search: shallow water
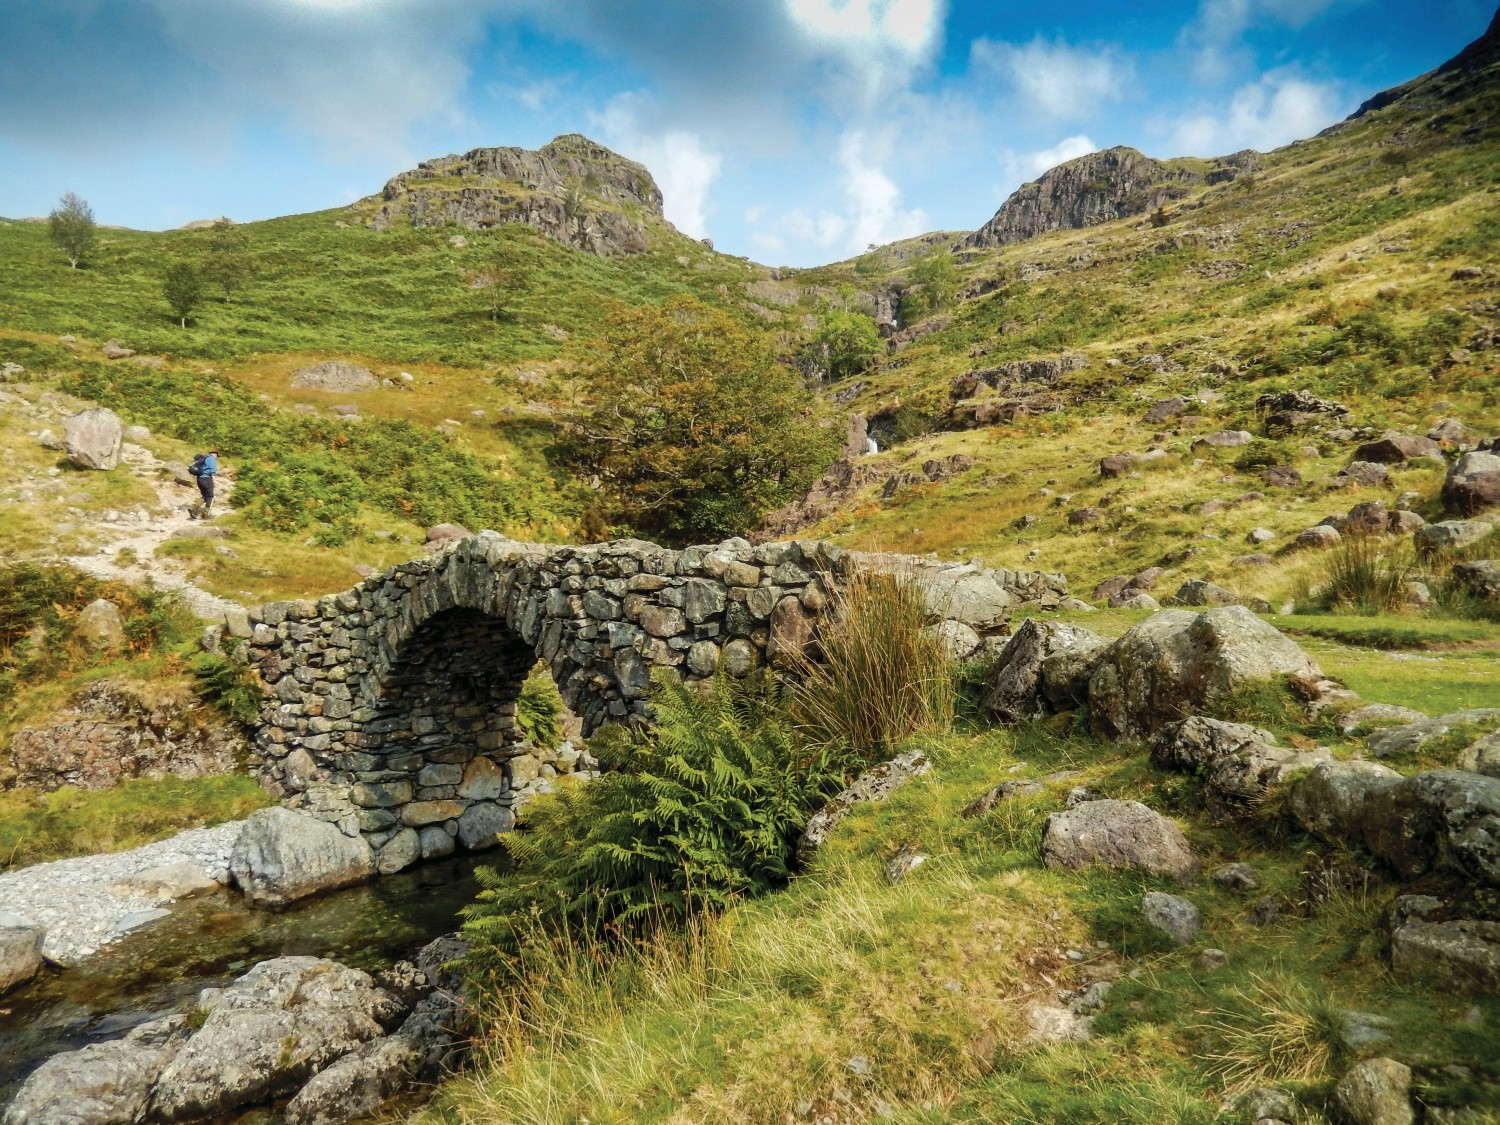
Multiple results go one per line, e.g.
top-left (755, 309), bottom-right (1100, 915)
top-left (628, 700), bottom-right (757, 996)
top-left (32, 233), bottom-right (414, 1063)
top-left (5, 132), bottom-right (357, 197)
top-left (0, 853), bottom-right (492, 1104)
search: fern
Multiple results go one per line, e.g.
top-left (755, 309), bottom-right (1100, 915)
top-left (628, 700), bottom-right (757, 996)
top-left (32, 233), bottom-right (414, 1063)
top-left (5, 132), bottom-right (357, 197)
top-left (463, 669), bottom-right (843, 969)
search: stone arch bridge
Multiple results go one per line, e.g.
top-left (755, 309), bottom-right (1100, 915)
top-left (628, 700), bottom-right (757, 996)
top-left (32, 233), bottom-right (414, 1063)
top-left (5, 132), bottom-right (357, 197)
top-left (231, 533), bottom-right (1066, 874)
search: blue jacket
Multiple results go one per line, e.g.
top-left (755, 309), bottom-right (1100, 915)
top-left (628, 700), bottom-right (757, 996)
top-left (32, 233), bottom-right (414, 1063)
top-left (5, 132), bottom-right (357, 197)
top-left (198, 453), bottom-right (218, 477)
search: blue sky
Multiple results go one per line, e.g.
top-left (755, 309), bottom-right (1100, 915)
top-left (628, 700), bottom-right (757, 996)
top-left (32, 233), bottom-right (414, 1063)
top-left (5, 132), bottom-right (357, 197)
top-left (0, 0), bottom-right (1490, 266)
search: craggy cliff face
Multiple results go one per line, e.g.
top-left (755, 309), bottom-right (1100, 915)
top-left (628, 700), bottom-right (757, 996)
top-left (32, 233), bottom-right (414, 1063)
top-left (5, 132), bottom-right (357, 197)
top-left (361, 133), bottom-right (666, 255)
top-left (964, 145), bottom-right (1260, 249)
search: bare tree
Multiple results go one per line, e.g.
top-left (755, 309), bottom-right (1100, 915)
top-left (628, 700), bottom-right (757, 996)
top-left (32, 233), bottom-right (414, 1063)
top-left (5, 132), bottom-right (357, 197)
top-left (48, 192), bottom-right (96, 269)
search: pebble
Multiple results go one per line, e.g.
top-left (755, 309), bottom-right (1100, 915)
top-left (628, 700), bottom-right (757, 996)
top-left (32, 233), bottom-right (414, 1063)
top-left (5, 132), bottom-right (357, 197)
top-left (0, 821), bottom-right (244, 965)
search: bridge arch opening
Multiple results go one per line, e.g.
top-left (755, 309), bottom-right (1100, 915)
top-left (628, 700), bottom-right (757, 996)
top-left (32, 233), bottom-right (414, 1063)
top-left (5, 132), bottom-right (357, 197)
top-left (352, 607), bottom-right (576, 873)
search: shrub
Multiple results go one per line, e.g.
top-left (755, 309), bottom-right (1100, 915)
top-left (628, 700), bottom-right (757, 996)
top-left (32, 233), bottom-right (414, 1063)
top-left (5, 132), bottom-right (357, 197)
top-left (463, 670), bottom-right (843, 964)
top-left (234, 449), bottom-right (365, 545)
top-left (786, 569), bottom-right (952, 759)
top-left (188, 648), bottom-right (263, 726)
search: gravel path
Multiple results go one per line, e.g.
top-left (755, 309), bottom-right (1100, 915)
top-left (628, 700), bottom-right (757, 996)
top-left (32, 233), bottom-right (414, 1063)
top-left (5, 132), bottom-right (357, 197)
top-left (59, 440), bottom-right (244, 621)
top-left (0, 821), bottom-right (245, 966)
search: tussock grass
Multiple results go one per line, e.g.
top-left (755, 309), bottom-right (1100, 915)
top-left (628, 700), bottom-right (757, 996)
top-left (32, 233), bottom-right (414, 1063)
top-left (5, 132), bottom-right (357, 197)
top-left (1319, 533), bottom-right (1417, 615)
top-left (1196, 972), bottom-right (1344, 1093)
top-left (787, 569), bottom-right (953, 758)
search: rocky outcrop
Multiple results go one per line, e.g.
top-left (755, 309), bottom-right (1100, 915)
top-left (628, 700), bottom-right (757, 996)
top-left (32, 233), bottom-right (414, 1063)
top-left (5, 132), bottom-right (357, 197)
top-left (797, 750), bottom-right (930, 866)
top-left (1389, 895), bottom-right (1500, 992)
top-left (1152, 716), bottom-right (1328, 817)
top-left (1040, 799), bottom-right (1199, 884)
top-left (1086, 606), bottom-right (1324, 741)
top-left (288, 361), bottom-right (379, 392)
top-left (980, 619), bottom-right (1108, 722)
top-left (63, 407), bottom-right (123, 470)
top-left (229, 807), bottom-right (377, 907)
top-left (362, 134), bottom-right (666, 256)
top-left (1333, 1057), bottom-right (1415, 1125)
top-left (964, 147), bottom-right (1255, 249)
top-left (8, 678), bottom-right (247, 792)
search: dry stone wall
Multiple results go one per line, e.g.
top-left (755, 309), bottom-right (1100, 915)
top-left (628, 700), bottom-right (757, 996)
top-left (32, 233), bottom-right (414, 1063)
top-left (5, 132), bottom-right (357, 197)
top-left (231, 532), bottom-right (1065, 874)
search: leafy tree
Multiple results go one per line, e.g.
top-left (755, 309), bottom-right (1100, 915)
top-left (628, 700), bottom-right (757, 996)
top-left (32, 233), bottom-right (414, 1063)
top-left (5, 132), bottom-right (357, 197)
top-left (48, 192), bottom-right (97, 269)
top-left (162, 260), bottom-right (203, 328)
top-left (899, 246), bottom-right (958, 322)
top-left (562, 296), bottom-right (837, 544)
top-left (807, 309), bottom-right (882, 381)
top-left (200, 219), bottom-right (251, 300)
top-left (465, 264), bottom-right (522, 323)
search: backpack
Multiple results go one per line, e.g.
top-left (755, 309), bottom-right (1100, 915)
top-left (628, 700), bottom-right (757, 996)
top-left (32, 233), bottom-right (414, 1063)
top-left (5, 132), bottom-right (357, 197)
top-left (189, 454), bottom-right (207, 477)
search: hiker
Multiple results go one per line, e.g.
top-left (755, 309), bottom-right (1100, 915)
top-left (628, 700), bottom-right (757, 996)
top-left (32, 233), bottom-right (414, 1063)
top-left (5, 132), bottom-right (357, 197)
top-left (189, 449), bottom-right (219, 518)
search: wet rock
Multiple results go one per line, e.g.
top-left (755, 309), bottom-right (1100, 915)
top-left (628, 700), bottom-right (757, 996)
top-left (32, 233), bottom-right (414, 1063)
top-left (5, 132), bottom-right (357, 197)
top-left (0, 912), bottom-right (44, 995)
top-left (1141, 891), bottom-right (1201, 944)
top-left (1333, 1057), bottom-right (1414, 1125)
top-left (1040, 799), bottom-right (1199, 884)
top-left (148, 956), bottom-right (403, 1121)
top-left (63, 407), bottom-right (124, 470)
top-left (2, 1024), bottom-right (179, 1125)
top-left (229, 808), bottom-right (376, 907)
top-left (108, 861), bottom-right (220, 904)
top-left (798, 751), bottom-right (930, 866)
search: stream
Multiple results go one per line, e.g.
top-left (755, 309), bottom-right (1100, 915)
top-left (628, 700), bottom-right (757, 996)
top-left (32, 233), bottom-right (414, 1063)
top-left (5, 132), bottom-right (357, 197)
top-left (0, 853), bottom-right (492, 1108)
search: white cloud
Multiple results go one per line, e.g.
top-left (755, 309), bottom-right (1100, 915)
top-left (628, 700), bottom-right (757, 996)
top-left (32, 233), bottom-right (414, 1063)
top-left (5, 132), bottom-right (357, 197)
top-left (970, 37), bottom-right (1132, 121)
top-left (1179, 0), bottom-right (1362, 83)
top-left (837, 131), bottom-right (926, 250)
top-left (1170, 68), bottom-right (1342, 153)
top-left (784, 0), bottom-right (946, 106)
top-left (1016, 135), bottom-right (1098, 179)
top-left (596, 95), bottom-right (722, 238)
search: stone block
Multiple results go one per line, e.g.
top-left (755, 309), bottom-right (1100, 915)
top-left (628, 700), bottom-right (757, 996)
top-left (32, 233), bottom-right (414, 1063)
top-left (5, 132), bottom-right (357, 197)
top-left (351, 780), bottom-right (413, 808)
top-left (458, 802), bottom-right (516, 849)
top-left (416, 762), bottom-right (463, 787)
top-left (419, 826), bottom-right (456, 860)
top-left (457, 757), bottom-right (507, 800)
top-left (400, 800), bottom-right (467, 827)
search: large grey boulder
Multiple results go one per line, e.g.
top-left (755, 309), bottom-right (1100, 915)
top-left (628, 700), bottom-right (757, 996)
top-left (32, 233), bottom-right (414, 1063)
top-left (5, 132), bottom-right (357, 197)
top-left (1390, 902), bottom-right (1500, 992)
top-left (1165, 579), bottom-right (1240, 607)
top-left (1362, 770), bottom-right (1500, 883)
top-left (1040, 799), bottom-right (1199, 884)
top-left (1289, 760), bottom-right (1402, 846)
top-left (0, 912), bottom-right (45, 995)
top-left (980, 619), bottom-right (1108, 722)
top-left (1442, 450), bottom-right (1500, 517)
top-left (1458, 731), bottom-right (1500, 777)
top-left (2, 1018), bottom-right (182, 1125)
top-left (1150, 716), bottom-right (1278, 772)
top-left (149, 956), bottom-right (403, 1121)
top-left (1201, 743), bottom-right (1331, 818)
top-left (1086, 607), bottom-right (1324, 742)
top-left (282, 1035), bottom-right (422, 1125)
top-left (797, 750), bottom-right (930, 867)
top-left (63, 407), bottom-right (123, 470)
top-left (288, 360), bottom-right (380, 392)
top-left (917, 567), bottom-right (1015, 629)
top-left (229, 808), bottom-right (376, 907)
top-left (1333, 1057), bottom-right (1414, 1125)
top-left (74, 598), bottom-right (126, 651)
top-left (1415, 519), bottom-right (1495, 555)
top-left (1366, 709), bottom-right (1500, 759)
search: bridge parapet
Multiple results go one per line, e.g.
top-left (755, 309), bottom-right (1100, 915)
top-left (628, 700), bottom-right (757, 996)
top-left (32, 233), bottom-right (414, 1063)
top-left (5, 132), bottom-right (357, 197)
top-left (232, 532), bottom-right (1065, 874)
